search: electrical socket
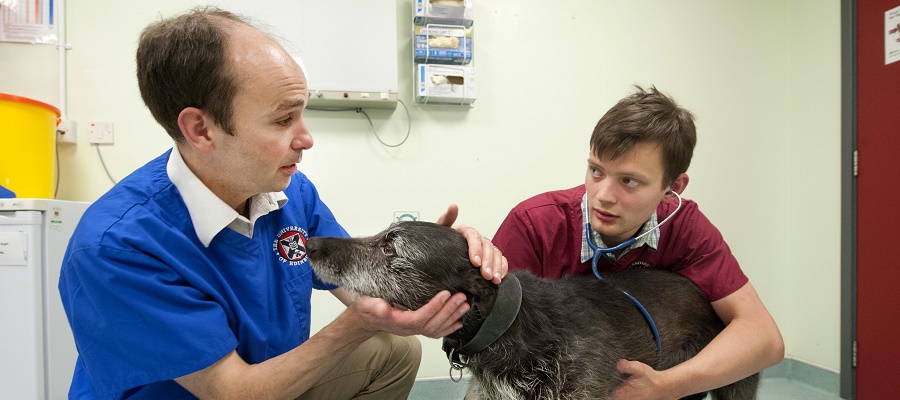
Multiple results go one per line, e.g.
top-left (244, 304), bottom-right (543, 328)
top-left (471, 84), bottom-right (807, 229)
top-left (57, 119), bottom-right (78, 144)
top-left (88, 121), bottom-right (115, 144)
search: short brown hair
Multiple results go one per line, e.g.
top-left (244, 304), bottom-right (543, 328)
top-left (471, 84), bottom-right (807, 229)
top-left (590, 86), bottom-right (697, 187)
top-left (136, 6), bottom-right (247, 142)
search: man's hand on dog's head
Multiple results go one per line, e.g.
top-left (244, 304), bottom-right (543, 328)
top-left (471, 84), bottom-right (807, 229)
top-left (436, 203), bottom-right (509, 284)
top-left (436, 203), bottom-right (460, 227)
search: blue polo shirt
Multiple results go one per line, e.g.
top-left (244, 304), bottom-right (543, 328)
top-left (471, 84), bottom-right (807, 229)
top-left (58, 149), bottom-right (344, 398)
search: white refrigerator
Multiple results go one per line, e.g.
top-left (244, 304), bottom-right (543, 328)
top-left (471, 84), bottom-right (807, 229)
top-left (0, 199), bottom-right (89, 399)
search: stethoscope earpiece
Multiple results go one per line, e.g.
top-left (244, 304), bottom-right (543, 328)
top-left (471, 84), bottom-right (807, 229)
top-left (586, 189), bottom-right (683, 275)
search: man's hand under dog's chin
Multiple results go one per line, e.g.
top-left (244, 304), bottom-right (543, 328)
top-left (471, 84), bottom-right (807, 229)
top-left (348, 291), bottom-right (470, 339)
top-left (436, 203), bottom-right (509, 284)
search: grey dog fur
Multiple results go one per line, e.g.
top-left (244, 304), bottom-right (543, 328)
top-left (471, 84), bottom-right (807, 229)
top-left (306, 221), bottom-right (759, 400)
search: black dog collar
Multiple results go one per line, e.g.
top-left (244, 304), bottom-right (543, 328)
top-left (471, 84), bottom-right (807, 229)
top-left (443, 273), bottom-right (522, 371)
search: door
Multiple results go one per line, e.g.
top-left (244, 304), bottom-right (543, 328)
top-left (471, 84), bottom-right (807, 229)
top-left (855, 0), bottom-right (900, 398)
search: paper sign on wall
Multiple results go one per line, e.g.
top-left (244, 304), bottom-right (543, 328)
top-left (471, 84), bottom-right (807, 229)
top-left (887, 4), bottom-right (900, 65)
top-left (0, 0), bottom-right (59, 44)
top-left (0, 232), bottom-right (27, 266)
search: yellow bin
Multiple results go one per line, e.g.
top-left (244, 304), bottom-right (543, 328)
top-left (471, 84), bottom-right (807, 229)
top-left (0, 93), bottom-right (60, 198)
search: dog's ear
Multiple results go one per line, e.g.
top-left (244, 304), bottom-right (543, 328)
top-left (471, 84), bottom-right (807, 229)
top-left (389, 222), bottom-right (500, 311)
top-left (411, 222), bottom-right (494, 285)
top-left (462, 267), bottom-right (499, 303)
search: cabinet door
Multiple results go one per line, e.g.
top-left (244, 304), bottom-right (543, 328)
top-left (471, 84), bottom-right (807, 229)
top-left (0, 211), bottom-right (45, 399)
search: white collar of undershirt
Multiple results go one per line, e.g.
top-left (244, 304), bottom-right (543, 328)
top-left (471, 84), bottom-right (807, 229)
top-left (166, 146), bottom-right (288, 247)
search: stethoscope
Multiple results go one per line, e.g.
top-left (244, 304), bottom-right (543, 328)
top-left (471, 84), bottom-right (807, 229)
top-left (585, 188), bottom-right (682, 363)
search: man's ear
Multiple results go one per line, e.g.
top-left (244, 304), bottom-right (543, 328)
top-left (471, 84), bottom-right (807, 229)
top-left (177, 107), bottom-right (214, 152)
top-left (664, 173), bottom-right (689, 203)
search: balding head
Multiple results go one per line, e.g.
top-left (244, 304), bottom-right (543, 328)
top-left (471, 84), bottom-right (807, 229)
top-left (136, 6), bottom-right (255, 142)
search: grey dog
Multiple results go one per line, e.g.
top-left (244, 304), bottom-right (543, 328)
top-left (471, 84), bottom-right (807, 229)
top-left (306, 221), bottom-right (759, 400)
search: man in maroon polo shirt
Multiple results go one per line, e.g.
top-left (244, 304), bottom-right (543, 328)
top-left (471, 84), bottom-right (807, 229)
top-left (493, 86), bottom-right (784, 400)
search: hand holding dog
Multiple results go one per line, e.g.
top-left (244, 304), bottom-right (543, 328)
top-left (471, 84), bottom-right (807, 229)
top-left (437, 203), bottom-right (509, 284)
top-left (347, 291), bottom-right (470, 338)
top-left (613, 359), bottom-right (679, 400)
top-left (342, 203), bottom-right (506, 339)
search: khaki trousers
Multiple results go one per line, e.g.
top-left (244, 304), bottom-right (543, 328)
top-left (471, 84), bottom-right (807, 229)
top-left (295, 333), bottom-right (421, 400)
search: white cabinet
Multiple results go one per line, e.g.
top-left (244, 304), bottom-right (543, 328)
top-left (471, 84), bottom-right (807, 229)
top-left (0, 199), bottom-right (89, 399)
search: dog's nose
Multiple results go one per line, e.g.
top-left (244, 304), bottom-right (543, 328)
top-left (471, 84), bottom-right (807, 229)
top-left (306, 238), bottom-right (320, 256)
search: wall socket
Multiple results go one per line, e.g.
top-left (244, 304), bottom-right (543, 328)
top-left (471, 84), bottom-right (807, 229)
top-left (57, 119), bottom-right (77, 144)
top-left (88, 121), bottom-right (115, 144)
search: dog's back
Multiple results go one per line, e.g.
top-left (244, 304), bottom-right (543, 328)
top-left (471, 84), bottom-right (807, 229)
top-left (456, 268), bottom-right (741, 399)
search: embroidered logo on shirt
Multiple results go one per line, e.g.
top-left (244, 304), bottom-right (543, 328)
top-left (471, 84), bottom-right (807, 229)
top-left (274, 226), bottom-right (309, 266)
top-left (628, 261), bottom-right (652, 269)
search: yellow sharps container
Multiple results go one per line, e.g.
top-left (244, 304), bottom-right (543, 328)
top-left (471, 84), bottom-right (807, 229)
top-left (0, 93), bottom-right (61, 198)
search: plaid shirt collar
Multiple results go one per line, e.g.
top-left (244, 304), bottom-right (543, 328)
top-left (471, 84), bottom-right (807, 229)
top-left (580, 192), bottom-right (659, 263)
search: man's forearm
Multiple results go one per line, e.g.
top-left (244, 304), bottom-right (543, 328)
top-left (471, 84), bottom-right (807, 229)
top-left (661, 305), bottom-right (784, 397)
top-left (176, 309), bottom-right (375, 400)
top-left (663, 283), bottom-right (784, 397)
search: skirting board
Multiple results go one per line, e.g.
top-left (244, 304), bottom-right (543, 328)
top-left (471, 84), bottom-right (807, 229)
top-left (762, 357), bottom-right (841, 395)
top-left (409, 357), bottom-right (841, 399)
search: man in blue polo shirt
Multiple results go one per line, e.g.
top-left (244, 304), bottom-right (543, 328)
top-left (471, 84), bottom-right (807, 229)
top-left (58, 7), bottom-right (507, 399)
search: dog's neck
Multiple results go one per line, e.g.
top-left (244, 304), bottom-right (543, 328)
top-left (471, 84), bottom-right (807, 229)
top-left (443, 273), bottom-right (522, 363)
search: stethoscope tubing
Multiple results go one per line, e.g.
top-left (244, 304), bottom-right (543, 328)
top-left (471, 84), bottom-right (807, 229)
top-left (586, 189), bottom-right (683, 277)
top-left (585, 189), bottom-right (683, 364)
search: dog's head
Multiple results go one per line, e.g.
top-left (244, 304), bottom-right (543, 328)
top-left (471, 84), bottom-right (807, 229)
top-left (306, 221), bottom-right (494, 311)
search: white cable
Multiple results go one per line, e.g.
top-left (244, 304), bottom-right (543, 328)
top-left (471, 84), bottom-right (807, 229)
top-left (358, 99), bottom-right (411, 148)
top-left (307, 99), bottom-right (411, 148)
top-left (54, 130), bottom-right (60, 197)
top-left (94, 144), bottom-right (118, 185)
top-left (55, 0), bottom-right (67, 198)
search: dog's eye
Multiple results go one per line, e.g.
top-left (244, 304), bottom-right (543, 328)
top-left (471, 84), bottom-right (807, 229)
top-left (381, 243), bottom-right (395, 256)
